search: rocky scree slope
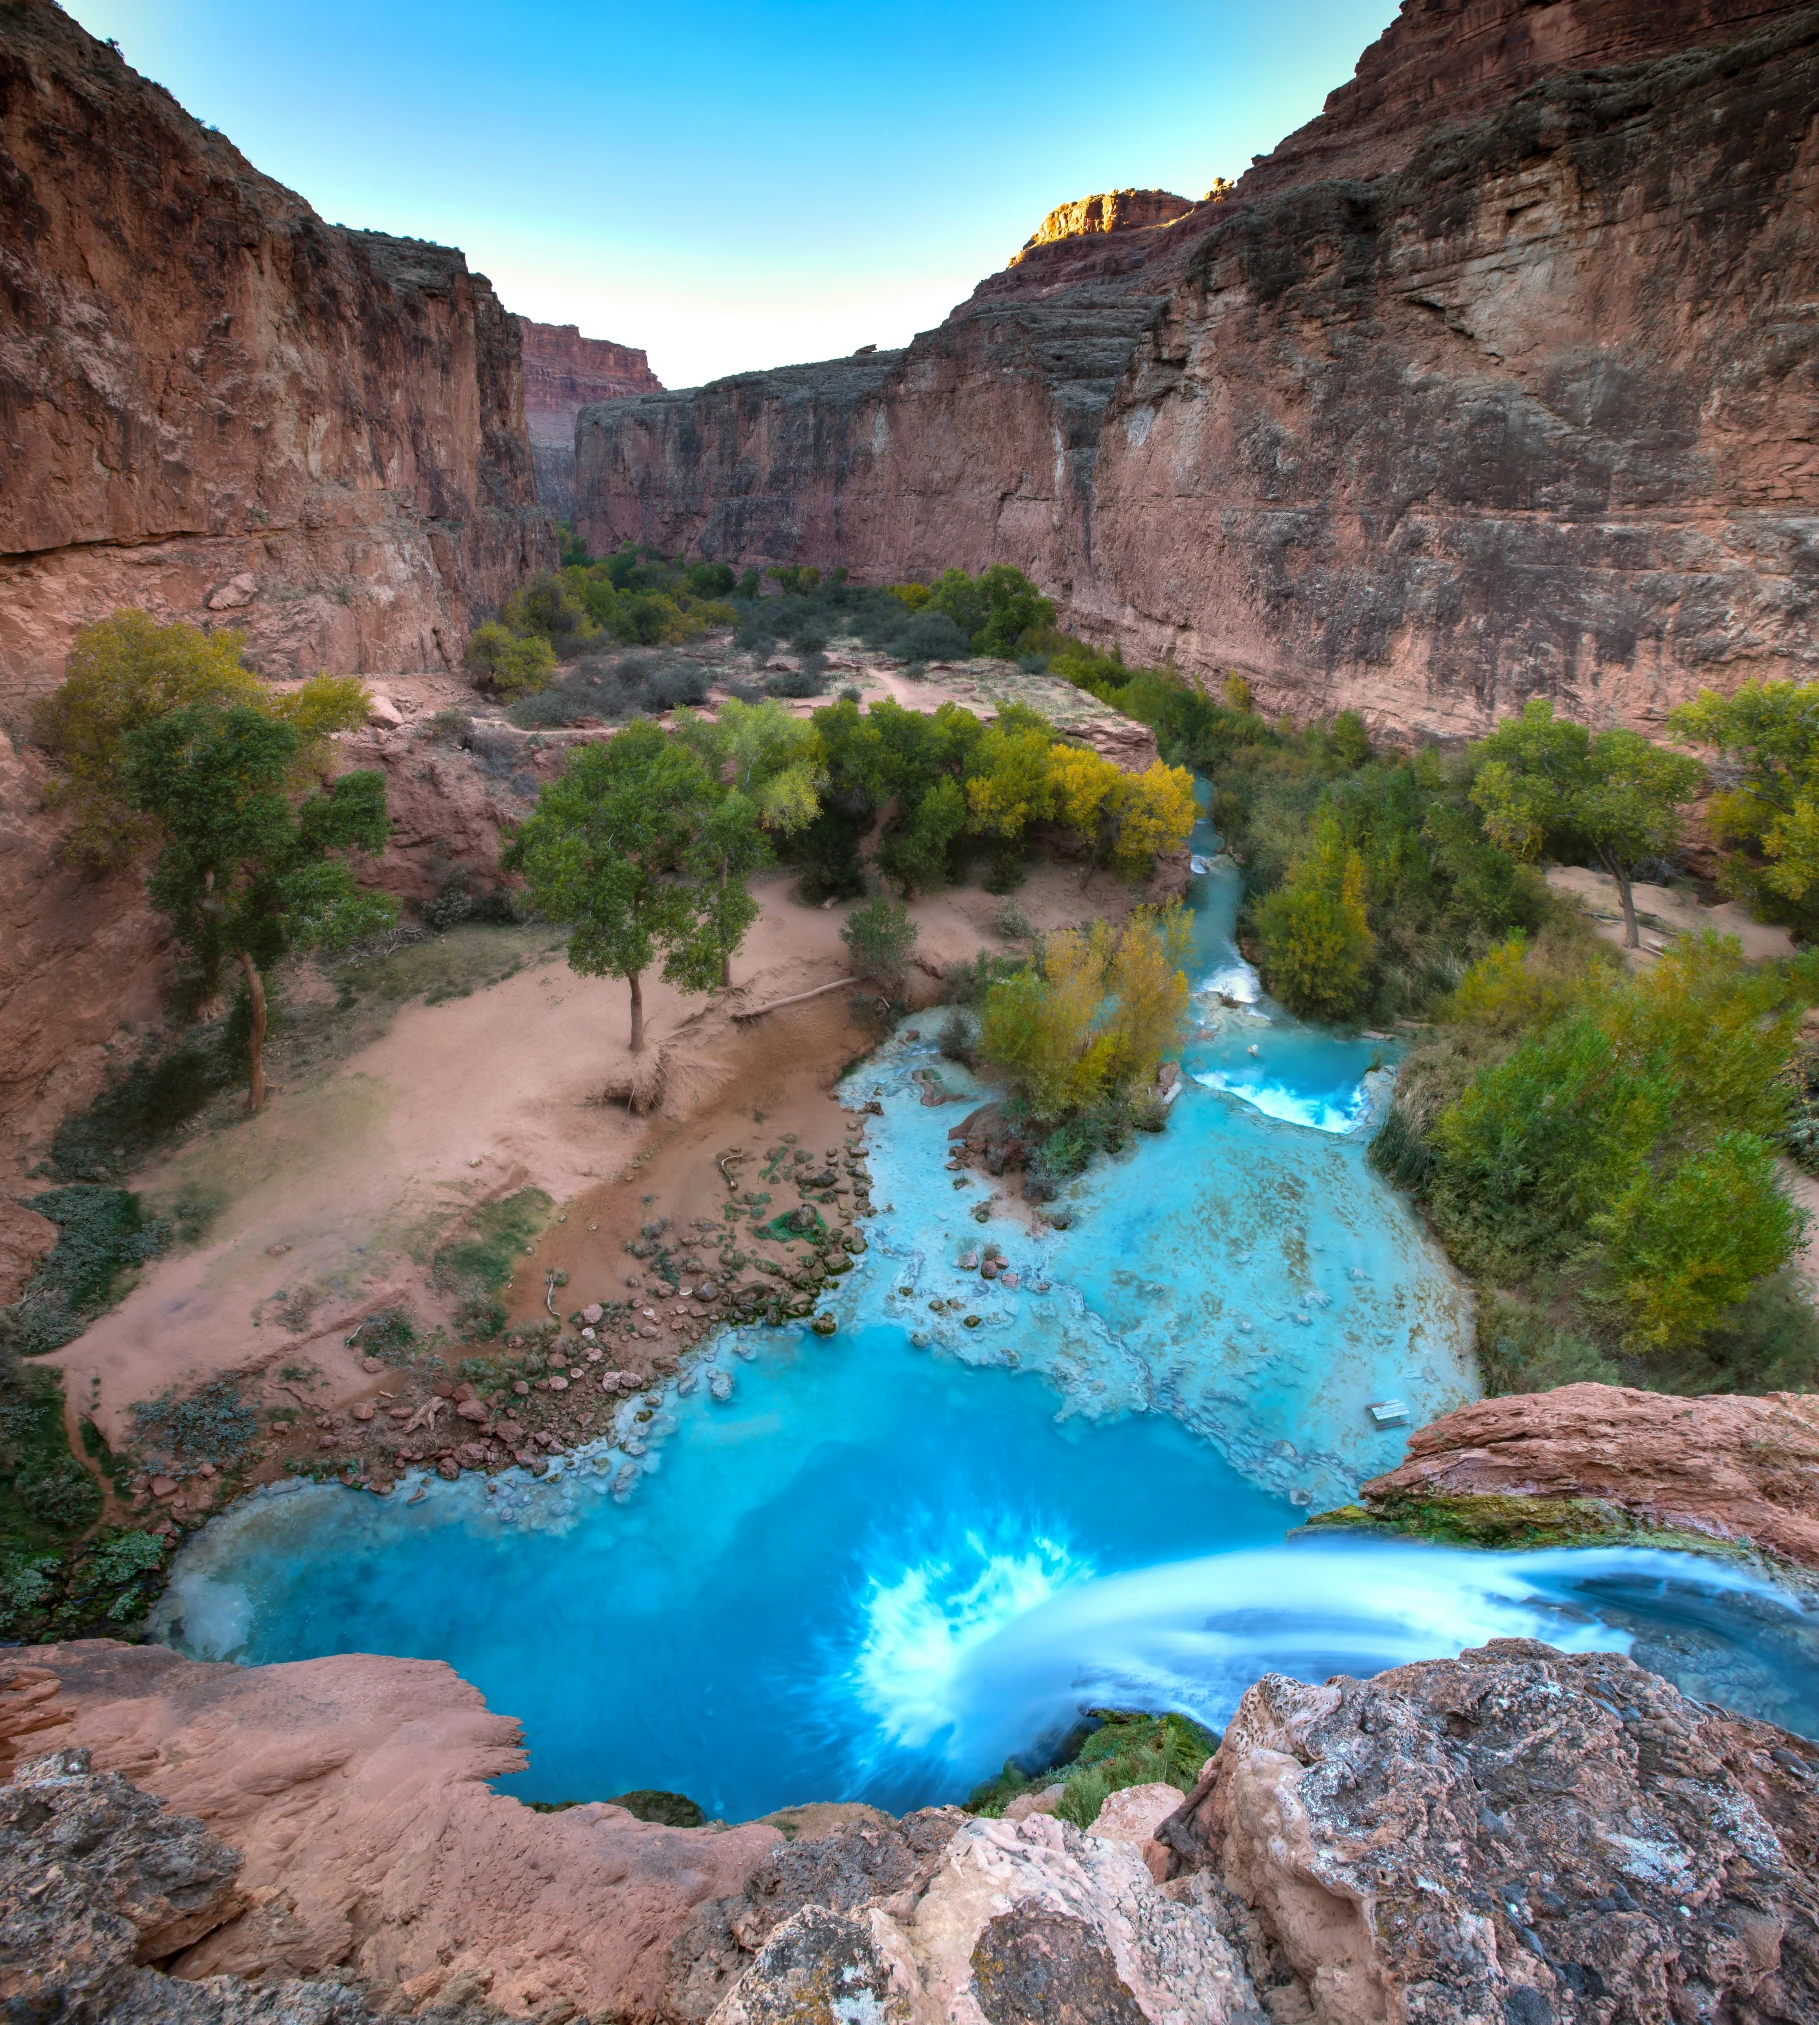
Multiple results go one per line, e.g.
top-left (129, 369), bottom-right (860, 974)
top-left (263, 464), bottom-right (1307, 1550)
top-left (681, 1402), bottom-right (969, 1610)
top-left (0, 0), bottom-right (552, 695)
top-left (12, 1638), bottom-right (1819, 2023)
top-left (574, 0), bottom-right (1819, 740)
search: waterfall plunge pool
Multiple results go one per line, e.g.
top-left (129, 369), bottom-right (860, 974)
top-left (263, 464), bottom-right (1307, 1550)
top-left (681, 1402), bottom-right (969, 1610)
top-left (153, 792), bottom-right (1819, 1817)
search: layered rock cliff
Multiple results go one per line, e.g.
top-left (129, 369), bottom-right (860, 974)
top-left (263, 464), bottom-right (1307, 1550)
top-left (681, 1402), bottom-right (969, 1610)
top-left (575, 0), bottom-right (1819, 740)
top-left (516, 318), bottom-right (662, 444)
top-left (1353, 1382), bottom-right (1819, 1569)
top-left (516, 317), bottom-right (663, 518)
top-left (0, 0), bottom-right (552, 697)
top-left (0, 0), bottom-right (554, 1174)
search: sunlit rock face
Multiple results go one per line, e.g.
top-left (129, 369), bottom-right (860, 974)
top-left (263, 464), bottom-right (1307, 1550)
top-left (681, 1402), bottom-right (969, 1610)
top-left (574, 0), bottom-right (1819, 740)
top-left (0, 0), bottom-right (553, 700)
top-left (0, 0), bottom-right (555, 1177)
top-left (515, 318), bottom-right (664, 517)
top-left (516, 319), bottom-right (663, 445)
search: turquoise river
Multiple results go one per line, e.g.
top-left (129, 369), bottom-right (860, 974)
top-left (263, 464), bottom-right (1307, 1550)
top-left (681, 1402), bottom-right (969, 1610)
top-left (155, 796), bottom-right (1819, 1820)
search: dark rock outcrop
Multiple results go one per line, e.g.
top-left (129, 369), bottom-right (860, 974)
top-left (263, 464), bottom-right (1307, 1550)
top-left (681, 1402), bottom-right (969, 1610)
top-left (0, 0), bottom-right (552, 697)
top-left (17, 1634), bottom-right (1819, 2023)
top-left (575, 0), bottom-right (1819, 740)
top-left (0, 1745), bottom-right (374, 2024)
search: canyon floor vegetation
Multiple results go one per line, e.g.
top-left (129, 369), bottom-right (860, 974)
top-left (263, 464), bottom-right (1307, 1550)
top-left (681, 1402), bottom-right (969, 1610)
top-left (1043, 639), bottom-right (1819, 1398)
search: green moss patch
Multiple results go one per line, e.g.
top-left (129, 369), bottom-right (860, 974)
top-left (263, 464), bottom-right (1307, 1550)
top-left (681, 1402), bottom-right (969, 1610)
top-left (1303, 1491), bottom-right (1742, 1559)
top-left (966, 1708), bottom-right (1219, 1826)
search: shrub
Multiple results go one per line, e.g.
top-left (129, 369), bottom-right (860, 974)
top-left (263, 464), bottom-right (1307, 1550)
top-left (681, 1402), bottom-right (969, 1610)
top-left (841, 894), bottom-right (918, 992)
top-left (467, 622), bottom-right (557, 699)
top-left (897, 611), bottom-right (972, 663)
top-left (1593, 1132), bottom-right (1803, 1353)
top-left (14, 1456), bottom-right (102, 1532)
top-left (129, 1378), bottom-right (259, 1461)
top-left (3, 1188), bottom-right (170, 1355)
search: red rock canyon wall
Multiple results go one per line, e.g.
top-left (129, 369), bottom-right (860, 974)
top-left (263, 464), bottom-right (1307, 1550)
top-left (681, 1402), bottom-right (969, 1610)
top-left (574, 0), bottom-right (1819, 740)
top-left (0, 0), bottom-right (553, 1175)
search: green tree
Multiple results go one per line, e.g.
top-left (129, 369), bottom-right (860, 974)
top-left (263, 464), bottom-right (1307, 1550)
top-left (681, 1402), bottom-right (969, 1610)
top-left (465, 621), bottom-right (556, 699)
top-left (841, 893), bottom-right (918, 995)
top-left (1668, 680), bottom-right (1819, 923)
top-left (505, 721), bottom-right (727, 1052)
top-left (1594, 1132), bottom-right (1803, 1352)
top-left (123, 705), bottom-right (396, 1111)
top-left (1255, 820), bottom-right (1375, 1021)
top-left (675, 696), bottom-right (825, 837)
top-left (32, 612), bottom-right (367, 866)
top-left (927, 566), bottom-right (1055, 657)
top-left (1469, 699), bottom-right (1702, 948)
top-left (674, 698), bottom-right (825, 985)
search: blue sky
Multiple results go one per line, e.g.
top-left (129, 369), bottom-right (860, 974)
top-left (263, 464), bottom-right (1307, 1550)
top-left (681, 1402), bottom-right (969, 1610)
top-left (65, 0), bottom-right (1397, 389)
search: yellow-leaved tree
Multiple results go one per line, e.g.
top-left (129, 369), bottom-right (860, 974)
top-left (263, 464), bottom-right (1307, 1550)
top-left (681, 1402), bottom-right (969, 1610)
top-left (979, 904), bottom-right (1191, 1124)
top-left (33, 611), bottom-right (369, 866)
top-left (1045, 745), bottom-right (1196, 887)
top-left (1255, 816), bottom-right (1375, 1021)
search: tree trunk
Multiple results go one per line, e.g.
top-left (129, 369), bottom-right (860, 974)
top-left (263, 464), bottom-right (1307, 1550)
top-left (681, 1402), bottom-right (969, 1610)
top-left (1602, 849), bottom-right (1641, 949)
top-left (239, 950), bottom-right (268, 1112)
top-left (628, 970), bottom-right (644, 1053)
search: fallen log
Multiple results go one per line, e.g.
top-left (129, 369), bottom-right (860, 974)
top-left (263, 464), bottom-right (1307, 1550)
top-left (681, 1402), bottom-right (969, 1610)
top-left (730, 976), bottom-right (852, 1021)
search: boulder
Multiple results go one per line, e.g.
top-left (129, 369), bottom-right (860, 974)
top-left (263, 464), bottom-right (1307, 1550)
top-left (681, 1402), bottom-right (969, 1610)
top-left (1160, 1640), bottom-right (1819, 2023)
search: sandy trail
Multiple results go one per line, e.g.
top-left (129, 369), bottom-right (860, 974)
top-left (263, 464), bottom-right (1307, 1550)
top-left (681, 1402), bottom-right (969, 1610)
top-left (49, 864), bottom-right (1124, 1445)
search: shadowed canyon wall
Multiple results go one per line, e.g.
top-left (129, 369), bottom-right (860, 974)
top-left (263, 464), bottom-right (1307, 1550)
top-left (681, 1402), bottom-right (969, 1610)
top-left (0, 0), bottom-right (552, 1176)
top-left (575, 0), bottom-right (1819, 739)
top-left (0, 0), bottom-right (552, 699)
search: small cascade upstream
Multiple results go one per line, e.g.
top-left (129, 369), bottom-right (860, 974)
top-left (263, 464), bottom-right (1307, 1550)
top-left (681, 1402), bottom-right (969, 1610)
top-left (155, 788), bottom-right (1819, 1818)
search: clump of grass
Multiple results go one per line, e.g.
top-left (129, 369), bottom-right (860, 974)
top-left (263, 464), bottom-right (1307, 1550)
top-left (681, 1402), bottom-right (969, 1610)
top-left (129, 1377), bottom-right (259, 1463)
top-left (433, 1188), bottom-right (551, 1339)
top-left (350, 1305), bottom-right (416, 1359)
top-left (1, 1187), bottom-right (170, 1356)
top-left (967, 1709), bottom-right (1218, 1824)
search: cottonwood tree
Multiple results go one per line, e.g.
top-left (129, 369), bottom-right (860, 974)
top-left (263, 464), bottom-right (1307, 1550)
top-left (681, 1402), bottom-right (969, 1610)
top-left (124, 704), bottom-right (396, 1112)
top-left (675, 698), bottom-right (824, 984)
top-left (1470, 699), bottom-right (1702, 948)
top-left (507, 721), bottom-right (743, 1050)
top-left (1669, 680), bottom-right (1819, 923)
top-left (33, 611), bottom-right (367, 866)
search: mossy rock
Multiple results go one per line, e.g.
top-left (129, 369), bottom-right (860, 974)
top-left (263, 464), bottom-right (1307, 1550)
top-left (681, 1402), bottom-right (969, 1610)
top-left (1304, 1492), bottom-right (1750, 1561)
top-left (812, 1313), bottom-right (838, 1337)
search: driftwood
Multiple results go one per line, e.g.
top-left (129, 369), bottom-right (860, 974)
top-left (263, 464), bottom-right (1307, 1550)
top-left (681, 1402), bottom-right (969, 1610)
top-left (730, 976), bottom-right (851, 1021)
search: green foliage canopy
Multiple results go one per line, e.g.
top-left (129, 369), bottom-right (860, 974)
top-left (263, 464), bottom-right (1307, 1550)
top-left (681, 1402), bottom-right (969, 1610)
top-left (505, 721), bottom-right (739, 1049)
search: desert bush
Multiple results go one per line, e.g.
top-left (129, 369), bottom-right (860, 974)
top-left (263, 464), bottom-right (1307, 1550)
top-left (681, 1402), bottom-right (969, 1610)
top-left (129, 1376), bottom-right (258, 1461)
top-left (466, 621), bottom-right (557, 699)
top-left (841, 894), bottom-right (918, 992)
